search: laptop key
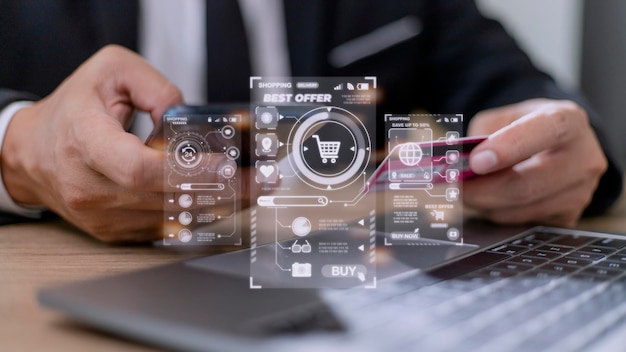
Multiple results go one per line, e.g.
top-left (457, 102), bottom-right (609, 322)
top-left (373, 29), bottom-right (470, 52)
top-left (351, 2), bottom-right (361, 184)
top-left (508, 238), bottom-right (542, 249)
top-left (493, 261), bottom-right (534, 273)
top-left (594, 260), bottom-right (626, 270)
top-left (536, 244), bottom-right (574, 253)
top-left (592, 238), bottom-right (626, 250)
top-left (511, 255), bottom-right (550, 266)
top-left (524, 249), bottom-right (562, 260)
top-left (553, 257), bottom-right (593, 268)
top-left (522, 270), bottom-right (563, 281)
top-left (476, 267), bottom-right (517, 279)
top-left (609, 253), bottom-right (626, 262)
top-left (524, 231), bottom-right (562, 242)
top-left (488, 244), bottom-right (528, 255)
top-left (566, 251), bottom-right (605, 261)
top-left (550, 235), bottom-right (596, 247)
top-left (579, 246), bottom-right (617, 255)
top-left (541, 263), bottom-right (579, 275)
top-left (580, 266), bottom-right (623, 278)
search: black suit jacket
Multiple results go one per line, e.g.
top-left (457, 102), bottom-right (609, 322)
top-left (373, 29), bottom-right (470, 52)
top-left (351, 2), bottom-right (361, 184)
top-left (0, 0), bottom-right (622, 218)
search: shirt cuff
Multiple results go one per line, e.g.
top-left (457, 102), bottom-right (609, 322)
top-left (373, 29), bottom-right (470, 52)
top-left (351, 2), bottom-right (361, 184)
top-left (0, 101), bottom-right (45, 218)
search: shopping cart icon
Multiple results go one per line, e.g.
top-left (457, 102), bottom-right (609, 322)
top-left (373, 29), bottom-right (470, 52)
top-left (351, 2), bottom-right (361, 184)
top-left (311, 135), bottom-right (341, 163)
top-left (431, 210), bottom-right (445, 221)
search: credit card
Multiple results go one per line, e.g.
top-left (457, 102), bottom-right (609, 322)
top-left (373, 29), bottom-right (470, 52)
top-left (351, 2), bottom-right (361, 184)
top-left (368, 135), bottom-right (488, 191)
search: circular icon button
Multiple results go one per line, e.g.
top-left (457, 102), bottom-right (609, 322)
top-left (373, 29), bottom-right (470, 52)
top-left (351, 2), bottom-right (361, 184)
top-left (261, 111), bottom-right (273, 125)
top-left (221, 125), bottom-right (235, 139)
top-left (301, 121), bottom-right (357, 177)
top-left (292, 217), bottom-right (312, 237)
top-left (175, 141), bottom-right (202, 169)
top-left (178, 194), bottom-right (193, 208)
top-left (220, 163), bottom-right (236, 179)
top-left (178, 229), bottom-right (193, 243)
top-left (178, 211), bottom-right (193, 226)
top-left (288, 107), bottom-right (371, 190)
top-left (447, 228), bottom-right (461, 241)
top-left (398, 143), bottom-right (423, 166)
top-left (168, 132), bottom-right (210, 176)
top-left (226, 146), bottom-right (240, 160)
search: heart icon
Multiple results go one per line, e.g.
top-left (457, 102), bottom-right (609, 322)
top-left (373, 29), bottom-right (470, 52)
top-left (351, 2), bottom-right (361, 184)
top-left (259, 165), bottom-right (275, 178)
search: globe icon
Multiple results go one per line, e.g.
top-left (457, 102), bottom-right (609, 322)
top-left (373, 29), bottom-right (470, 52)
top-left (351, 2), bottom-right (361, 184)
top-left (398, 143), bottom-right (423, 166)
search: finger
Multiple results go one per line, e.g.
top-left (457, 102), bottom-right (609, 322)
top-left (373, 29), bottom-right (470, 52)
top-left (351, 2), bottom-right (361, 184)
top-left (79, 117), bottom-right (166, 191)
top-left (464, 149), bottom-right (582, 209)
top-left (468, 99), bottom-right (562, 136)
top-left (89, 45), bottom-right (183, 124)
top-left (470, 101), bottom-right (586, 174)
top-left (467, 104), bottom-right (525, 136)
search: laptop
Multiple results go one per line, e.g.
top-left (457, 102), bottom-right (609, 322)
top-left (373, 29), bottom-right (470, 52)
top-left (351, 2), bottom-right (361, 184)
top-left (39, 224), bottom-right (626, 351)
top-left (39, 80), bottom-right (626, 350)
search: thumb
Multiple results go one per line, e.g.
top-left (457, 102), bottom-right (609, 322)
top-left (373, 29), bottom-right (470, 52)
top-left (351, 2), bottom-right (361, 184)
top-left (86, 45), bottom-right (183, 124)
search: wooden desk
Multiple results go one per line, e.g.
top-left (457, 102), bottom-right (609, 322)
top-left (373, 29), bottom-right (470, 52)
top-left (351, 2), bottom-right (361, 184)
top-left (0, 221), bottom-right (220, 352)
top-left (1, 193), bottom-right (624, 351)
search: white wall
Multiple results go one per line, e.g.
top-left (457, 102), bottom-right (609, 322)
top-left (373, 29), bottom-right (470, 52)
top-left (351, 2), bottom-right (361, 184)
top-left (476, 0), bottom-right (583, 89)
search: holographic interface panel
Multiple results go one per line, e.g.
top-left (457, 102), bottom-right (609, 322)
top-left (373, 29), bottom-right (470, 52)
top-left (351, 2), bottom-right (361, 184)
top-left (380, 114), bottom-right (474, 247)
top-left (249, 77), bottom-right (377, 289)
top-left (148, 77), bottom-right (482, 289)
top-left (157, 106), bottom-right (245, 246)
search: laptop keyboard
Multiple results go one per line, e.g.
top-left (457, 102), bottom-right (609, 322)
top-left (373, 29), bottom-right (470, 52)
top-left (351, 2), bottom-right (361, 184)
top-left (324, 229), bottom-right (626, 352)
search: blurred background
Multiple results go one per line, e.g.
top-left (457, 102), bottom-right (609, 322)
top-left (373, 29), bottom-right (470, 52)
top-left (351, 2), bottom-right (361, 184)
top-left (477, 0), bottom-right (626, 169)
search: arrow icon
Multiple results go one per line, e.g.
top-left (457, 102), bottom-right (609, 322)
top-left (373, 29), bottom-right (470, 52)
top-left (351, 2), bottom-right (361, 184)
top-left (358, 219), bottom-right (365, 226)
top-left (358, 245), bottom-right (365, 252)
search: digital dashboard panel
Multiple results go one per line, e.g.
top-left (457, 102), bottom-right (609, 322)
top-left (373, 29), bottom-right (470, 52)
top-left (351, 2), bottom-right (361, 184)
top-left (380, 114), bottom-right (471, 247)
top-left (154, 106), bottom-right (246, 246)
top-left (150, 76), bottom-right (480, 289)
top-left (249, 77), bottom-right (377, 289)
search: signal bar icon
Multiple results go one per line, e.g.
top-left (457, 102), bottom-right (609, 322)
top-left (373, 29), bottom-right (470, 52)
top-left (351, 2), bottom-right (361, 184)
top-left (334, 83), bottom-right (343, 91)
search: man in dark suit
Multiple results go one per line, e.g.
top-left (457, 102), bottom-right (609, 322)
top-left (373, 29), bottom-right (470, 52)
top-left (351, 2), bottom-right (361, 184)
top-left (0, 0), bottom-right (621, 242)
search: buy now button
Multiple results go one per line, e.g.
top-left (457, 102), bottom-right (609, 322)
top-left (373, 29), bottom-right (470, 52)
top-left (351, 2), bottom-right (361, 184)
top-left (321, 265), bottom-right (368, 281)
